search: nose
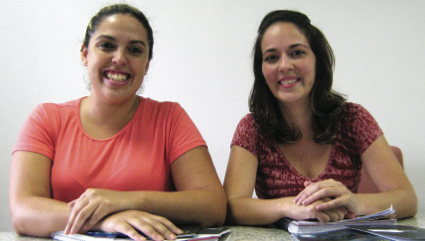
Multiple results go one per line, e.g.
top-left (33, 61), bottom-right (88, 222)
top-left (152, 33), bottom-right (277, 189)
top-left (112, 48), bottom-right (127, 67)
top-left (278, 55), bottom-right (294, 72)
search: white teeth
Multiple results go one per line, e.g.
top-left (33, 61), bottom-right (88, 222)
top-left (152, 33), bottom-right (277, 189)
top-left (107, 72), bottom-right (128, 82)
top-left (280, 79), bottom-right (298, 85)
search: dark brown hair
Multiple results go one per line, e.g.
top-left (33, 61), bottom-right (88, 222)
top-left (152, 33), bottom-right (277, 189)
top-left (249, 10), bottom-right (345, 144)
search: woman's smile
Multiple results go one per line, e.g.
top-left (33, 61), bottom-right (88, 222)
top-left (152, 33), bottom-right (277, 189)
top-left (103, 70), bottom-right (132, 87)
top-left (261, 22), bottom-right (316, 105)
top-left (81, 14), bottom-right (150, 103)
top-left (278, 77), bottom-right (301, 88)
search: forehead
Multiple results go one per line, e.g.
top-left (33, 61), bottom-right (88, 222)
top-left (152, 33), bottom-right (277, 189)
top-left (94, 14), bottom-right (148, 42)
top-left (261, 22), bottom-right (310, 50)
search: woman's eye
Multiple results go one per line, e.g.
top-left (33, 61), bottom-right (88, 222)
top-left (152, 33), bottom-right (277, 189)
top-left (99, 43), bottom-right (115, 49)
top-left (128, 47), bottom-right (142, 54)
top-left (264, 55), bottom-right (278, 62)
top-left (292, 50), bottom-right (305, 56)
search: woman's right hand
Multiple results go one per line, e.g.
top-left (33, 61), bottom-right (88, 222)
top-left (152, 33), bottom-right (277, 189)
top-left (65, 188), bottom-right (130, 234)
top-left (94, 210), bottom-right (183, 241)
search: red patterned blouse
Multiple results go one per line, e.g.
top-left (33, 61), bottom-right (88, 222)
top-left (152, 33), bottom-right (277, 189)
top-left (231, 103), bottom-right (383, 199)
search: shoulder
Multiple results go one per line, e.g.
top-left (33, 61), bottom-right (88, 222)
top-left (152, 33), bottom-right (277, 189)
top-left (237, 113), bottom-right (257, 129)
top-left (29, 98), bottom-right (81, 120)
top-left (342, 102), bottom-right (377, 122)
top-left (137, 97), bottom-right (194, 128)
top-left (232, 113), bottom-right (259, 145)
top-left (339, 102), bottom-right (383, 148)
top-left (342, 102), bottom-right (362, 113)
top-left (139, 97), bottom-right (183, 114)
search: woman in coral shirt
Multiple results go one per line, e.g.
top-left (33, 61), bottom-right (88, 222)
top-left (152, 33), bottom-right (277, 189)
top-left (10, 4), bottom-right (226, 241)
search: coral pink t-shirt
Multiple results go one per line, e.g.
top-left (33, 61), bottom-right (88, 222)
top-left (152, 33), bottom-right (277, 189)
top-left (13, 97), bottom-right (206, 202)
top-left (231, 103), bottom-right (383, 199)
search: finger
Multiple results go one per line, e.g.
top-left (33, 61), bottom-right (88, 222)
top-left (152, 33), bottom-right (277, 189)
top-left (323, 209), bottom-right (339, 222)
top-left (68, 202), bottom-right (99, 234)
top-left (295, 182), bottom-right (333, 205)
top-left (345, 211), bottom-right (356, 219)
top-left (68, 200), bottom-right (77, 208)
top-left (65, 196), bottom-right (87, 234)
top-left (294, 188), bottom-right (313, 204)
top-left (303, 181), bottom-right (313, 187)
top-left (154, 215), bottom-right (182, 234)
top-left (128, 219), bottom-right (167, 241)
top-left (314, 211), bottom-right (331, 223)
top-left (316, 197), bottom-right (346, 211)
top-left (295, 184), bottom-right (318, 203)
top-left (323, 205), bottom-right (348, 222)
top-left (298, 187), bottom-right (339, 206)
top-left (83, 202), bottom-right (113, 231)
top-left (139, 215), bottom-right (179, 240)
top-left (65, 199), bottom-right (88, 234)
top-left (151, 216), bottom-right (183, 238)
top-left (113, 222), bottom-right (148, 241)
top-left (337, 206), bottom-right (349, 220)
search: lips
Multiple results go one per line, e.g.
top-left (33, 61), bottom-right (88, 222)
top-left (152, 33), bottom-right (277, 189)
top-left (278, 78), bottom-right (300, 85)
top-left (104, 70), bottom-right (131, 82)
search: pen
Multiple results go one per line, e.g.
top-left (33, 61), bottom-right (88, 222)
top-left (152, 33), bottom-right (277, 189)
top-left (86, 230), bottom-right (196, 240)
top-left (86, 231), bottom-right (122, 238)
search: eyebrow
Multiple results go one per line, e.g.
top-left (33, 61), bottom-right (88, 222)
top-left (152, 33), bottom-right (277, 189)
top-left (263, 43), bottom-right (309, 54)
top-left (95, 35), bottom-right (147, 47)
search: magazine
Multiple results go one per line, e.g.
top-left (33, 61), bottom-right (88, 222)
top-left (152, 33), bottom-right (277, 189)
top-left (290, 228), bottom-right (393, 241)
top-left (346, 225), bottom-right (425, 240)
top-left (51, 227), bottom-right (231, 241)
top-left (275, 205), bottom-right (396, 234)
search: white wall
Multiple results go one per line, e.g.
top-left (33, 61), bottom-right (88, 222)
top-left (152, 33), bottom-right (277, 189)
top-left (1, 0), bottom-right (424, 231)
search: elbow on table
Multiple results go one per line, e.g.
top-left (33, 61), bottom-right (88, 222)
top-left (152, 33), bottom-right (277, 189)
top-left (199, 198), bottom-right (227, 227)
top-left (406, 192), bottom-right (418, 218)
top-left (11, 213), bottom-right (26, 236)
top-left (224, 200), bottom-right (253, 226)
top-left (10, 208), bottom-right (57, 238)
top-left (396, 188), bottom-right (418, 219)
top-left (11, 213), bottom-right (43, 237)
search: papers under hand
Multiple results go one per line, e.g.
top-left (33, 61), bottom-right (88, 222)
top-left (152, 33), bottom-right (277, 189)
top-left (345, 225), bottom-right (425, 241)
top-left (275, 205), bottom-right (397, 234)
top-left (51, 227), bottom-right (231, 241)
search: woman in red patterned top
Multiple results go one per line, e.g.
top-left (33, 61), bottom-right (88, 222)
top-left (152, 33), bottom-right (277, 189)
top-left (223, 10), bottom-right (417, 225)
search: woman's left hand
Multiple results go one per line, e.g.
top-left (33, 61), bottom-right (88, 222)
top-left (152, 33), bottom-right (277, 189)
top-left (95, 210), bottom-right (183, 241)
top-left (65, 188), bottom-right (132, 234)
top-left (294, 179), bottom-right (358, 218)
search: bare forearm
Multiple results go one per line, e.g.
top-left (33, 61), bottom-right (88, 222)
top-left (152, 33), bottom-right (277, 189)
top-left (227, 197), bottom-right (289, 225)
top-left (356, 187), bottom-right (417, 219)
top-left (130, 189), bottom-right (226, 227)
top-left (10, 196), bottom-right (70, 237)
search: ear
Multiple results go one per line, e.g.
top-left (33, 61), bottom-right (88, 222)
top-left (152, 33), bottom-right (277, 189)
top-left (81, 44), bottom-right (88, 66)
top-left (144, 60), bottom-right (150, 75)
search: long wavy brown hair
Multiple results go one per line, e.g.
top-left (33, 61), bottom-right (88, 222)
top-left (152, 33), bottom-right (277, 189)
top-left (249, 10), bottom-right (346, 144)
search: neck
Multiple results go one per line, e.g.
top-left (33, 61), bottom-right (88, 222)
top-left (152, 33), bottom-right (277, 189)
top-left (279, 98), bottom-right (314, 136)
top-left (81, 94), bottom-right (140, 129)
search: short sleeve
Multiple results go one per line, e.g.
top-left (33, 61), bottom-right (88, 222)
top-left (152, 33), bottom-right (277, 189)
top-left (231, 114), bottom-right (259, 158)
top-left (12, 104), bottom-right (58, 160)
top-left (166, 103), bottom-right (207, 164)
top-left (352, 104), bottom-right (384, 155)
